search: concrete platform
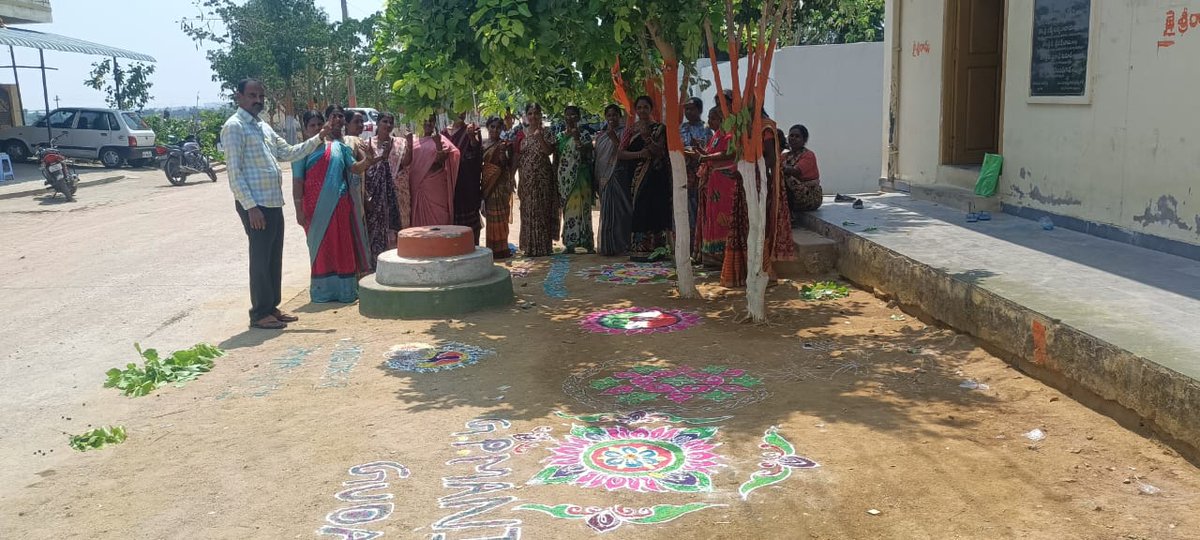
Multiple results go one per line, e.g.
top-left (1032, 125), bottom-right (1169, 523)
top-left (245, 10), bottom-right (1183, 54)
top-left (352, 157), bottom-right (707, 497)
top-left (798, 193), bottom-right (1200, 457)
top-left (776, 229), bottom-right (838, 276)
top-left (359, 266), bottom-right (514, 319)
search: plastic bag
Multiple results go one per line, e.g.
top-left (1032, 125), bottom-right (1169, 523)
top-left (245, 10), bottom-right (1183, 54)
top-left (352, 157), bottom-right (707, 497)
top-left (974, 153), bottom-right (1002, 197)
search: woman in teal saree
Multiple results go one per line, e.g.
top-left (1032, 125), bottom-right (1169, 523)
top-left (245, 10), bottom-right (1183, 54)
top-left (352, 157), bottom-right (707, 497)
top-left (292, 108), bottom-right (376, 303)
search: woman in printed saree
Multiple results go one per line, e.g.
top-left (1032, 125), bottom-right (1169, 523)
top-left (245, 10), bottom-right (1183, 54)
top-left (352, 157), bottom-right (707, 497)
top-left (408, 114), bottom-right (461, 227)
top-left (514, 102), bottom-right (559, 257)
top-left (782, 124), bottom-right (822, 215)
top-left (292, 109), bottom-right (376, 303)
top-left (719, 122), bottom-right (795, 288)
top-left (481, 116), bottom-right (515, 258)
top-left (595, 104), bottom-right (630, 256)
top-left (689, 106), bottom-right (736, 269)
top-left (556, 105), bottom-right (596, 254)
top-left (617, 95), bottom-right (672, 262)
top-left (444, 112), bottom-right (484, 244)
top-left (363, 112), bottom-right (406, 265)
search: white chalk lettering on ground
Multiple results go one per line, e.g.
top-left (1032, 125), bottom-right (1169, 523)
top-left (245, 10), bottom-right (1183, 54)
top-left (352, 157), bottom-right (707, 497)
top-left (430, 419), bottom-right (523, 540)
top-left (213, 346), bottom-right (314, 400)
top-left (317, 339), bottom-right (363, 389)
top-left (317, 461), bottom-right (410, 539)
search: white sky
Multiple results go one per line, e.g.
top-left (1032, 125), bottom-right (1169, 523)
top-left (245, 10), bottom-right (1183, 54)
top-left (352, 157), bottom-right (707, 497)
top-left (7, 0), bottom-right (385, 111)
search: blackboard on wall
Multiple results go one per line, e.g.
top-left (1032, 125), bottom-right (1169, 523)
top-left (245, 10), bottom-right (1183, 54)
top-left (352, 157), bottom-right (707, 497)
top-left (1030, 0), bottom-right (1091, 97)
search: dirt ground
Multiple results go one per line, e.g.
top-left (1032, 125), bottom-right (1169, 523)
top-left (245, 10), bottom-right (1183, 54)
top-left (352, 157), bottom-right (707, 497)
top-left (3, 251), bottom-right (1198, 539)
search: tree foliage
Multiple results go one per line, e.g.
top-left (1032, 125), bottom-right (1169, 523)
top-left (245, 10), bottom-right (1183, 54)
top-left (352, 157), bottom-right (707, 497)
top-left (793, 0), bottom-right (883, 45)
top-left (182, 0), bottom-right (390, 118)
top-left (83, 60), bottom-right (155, 111)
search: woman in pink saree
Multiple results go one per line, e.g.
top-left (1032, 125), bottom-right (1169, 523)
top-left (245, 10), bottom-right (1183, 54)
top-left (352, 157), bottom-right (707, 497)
top-left (407, 114), bottom-right (461, 227)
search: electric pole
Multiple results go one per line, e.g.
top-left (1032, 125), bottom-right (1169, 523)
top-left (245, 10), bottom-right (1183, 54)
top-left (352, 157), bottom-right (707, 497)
top-left (341, 0), bottom-right (358, 107)
top-left (53, 95), bottom-right (59, 109)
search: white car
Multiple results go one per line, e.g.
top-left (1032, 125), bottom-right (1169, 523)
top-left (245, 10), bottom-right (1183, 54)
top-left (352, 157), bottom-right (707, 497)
top-left (347, 107), bottom-right (380, 139)
top-left (0, 107), bottom-right (157, 168)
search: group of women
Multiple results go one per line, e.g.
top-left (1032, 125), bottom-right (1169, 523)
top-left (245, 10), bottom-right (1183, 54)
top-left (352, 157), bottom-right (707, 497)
top-left (288, 95), bottom-right (821, 304)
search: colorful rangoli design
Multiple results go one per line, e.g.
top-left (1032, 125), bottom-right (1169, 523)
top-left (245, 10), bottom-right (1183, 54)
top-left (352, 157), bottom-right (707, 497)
top-left (738, 426), bottom-right (820, 500)
top-left (554, 410), bottom-right (732, 426)
top-left (580, 307), bottom-right (701, 335)
top-left (577, 262), bottom-right (676, 285)
top-left (512, 425), bottom-right (555, 454)
top-left (543, 254), bottom-right (570, 298)
top-left (383, 342), bottom-right (495, 373)
top-left (564, 362), bottom-right (777, 413)
top-left (515, 503), bottom-right (723, 533)
top-left (529, 424), bottom-right (722, 493)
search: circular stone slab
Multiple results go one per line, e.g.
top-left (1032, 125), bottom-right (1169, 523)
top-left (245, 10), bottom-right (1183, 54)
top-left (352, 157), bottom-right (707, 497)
top-left (396, 226), bottom-right (474, 258)
top-left (376, 247), bottom-right (495, 287)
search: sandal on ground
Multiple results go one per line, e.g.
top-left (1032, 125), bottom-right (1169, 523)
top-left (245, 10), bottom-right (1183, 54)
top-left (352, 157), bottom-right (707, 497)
top-left (250, 316), bottom-right (287, 330)
top-left (272, 310), bottom-right (299, 323)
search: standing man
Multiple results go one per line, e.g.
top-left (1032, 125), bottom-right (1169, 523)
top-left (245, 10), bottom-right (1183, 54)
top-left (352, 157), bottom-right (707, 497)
top-left (680, 96), bottom-right (712, 236)
top-left (222, 78), bottom-right (330, 330)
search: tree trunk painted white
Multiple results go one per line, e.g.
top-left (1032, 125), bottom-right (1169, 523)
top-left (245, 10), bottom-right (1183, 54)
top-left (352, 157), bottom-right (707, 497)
top-left (669, 150), bottom-right (698, 298)
top-left (738, 158), bottom-right (769, 322)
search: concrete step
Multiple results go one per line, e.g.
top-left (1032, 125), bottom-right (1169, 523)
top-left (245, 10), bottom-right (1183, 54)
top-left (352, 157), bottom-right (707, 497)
top-left (938, 164), bottom-right (982, 190)
top-left (910, 184), bottom-right (1000, 213)
top-left (776, 228), bottom-right (838, 276)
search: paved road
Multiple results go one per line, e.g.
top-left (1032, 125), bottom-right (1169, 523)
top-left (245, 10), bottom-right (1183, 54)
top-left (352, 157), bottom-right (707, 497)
top-left (0, 166), bottom-right (310, 494)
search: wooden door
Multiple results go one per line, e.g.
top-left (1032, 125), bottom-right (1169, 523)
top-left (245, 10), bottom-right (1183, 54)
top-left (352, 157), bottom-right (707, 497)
top-left (944, 0), bottom-right (1004, 165)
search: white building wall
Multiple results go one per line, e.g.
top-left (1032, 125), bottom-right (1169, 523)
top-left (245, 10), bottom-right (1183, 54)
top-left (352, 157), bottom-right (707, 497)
top-left (888, 0), bottom-right (1200, 248)
top-left (695, 42), bottom-right (885, 195)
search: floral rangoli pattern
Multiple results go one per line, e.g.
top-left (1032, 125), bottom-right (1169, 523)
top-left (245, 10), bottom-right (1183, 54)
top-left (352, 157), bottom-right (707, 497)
top-left (515, 503), bottom-right (723, 533)
top-left (564, 362), bottom-right (777, 413)
top-left (577, 262), bottom-right (676, 285)
top-left (529, 424), bottom-right (722, 493)
top-left (580, 307), bottom-right (701, 335)
top-left (738, 426), bottom-right (820, 500)
top-left (383, 342), bottom-right (495, 373)
top-left (554, 410), bottom-right (732, 426)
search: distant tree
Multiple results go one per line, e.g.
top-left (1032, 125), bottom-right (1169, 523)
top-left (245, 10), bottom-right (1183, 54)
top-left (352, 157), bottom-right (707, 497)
top-left (182, 0), bottom-right (332, 117)
top-left (83, 59), bottom-right (155, 111)
top-left (792, 0), bottom-right (884, 45)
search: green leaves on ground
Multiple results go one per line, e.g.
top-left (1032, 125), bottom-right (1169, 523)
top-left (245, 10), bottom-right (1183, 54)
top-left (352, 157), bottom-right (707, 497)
top-left (104, 343), bottom-right (225, 397)
top-left (799, 280), bottom-right (850, 301)
top-left (69, 426), bottom-right (127, 452)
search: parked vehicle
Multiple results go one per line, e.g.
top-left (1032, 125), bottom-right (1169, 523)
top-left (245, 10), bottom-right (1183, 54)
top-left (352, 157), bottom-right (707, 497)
top-left (157, 135), bottom-right (217, 186)
top-left (36, 132), bottom-right (78, 201)
top-left (347, 107), bottom-right (380, 138)
top-left (0, 107), bottom-right (157, 168)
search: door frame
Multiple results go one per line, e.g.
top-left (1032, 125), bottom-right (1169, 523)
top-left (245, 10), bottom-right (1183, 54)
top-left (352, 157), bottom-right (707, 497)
top-left (939, 0), bottom-right (1008, 165)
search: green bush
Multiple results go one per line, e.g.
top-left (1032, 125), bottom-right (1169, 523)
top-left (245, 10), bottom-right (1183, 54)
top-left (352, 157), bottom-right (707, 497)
top-left (144, 109), bottom-right (231, 162)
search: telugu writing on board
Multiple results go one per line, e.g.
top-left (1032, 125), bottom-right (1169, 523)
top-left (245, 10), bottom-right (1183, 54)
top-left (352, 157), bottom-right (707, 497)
top-left (1030, 0), bottom-right (1091, 97)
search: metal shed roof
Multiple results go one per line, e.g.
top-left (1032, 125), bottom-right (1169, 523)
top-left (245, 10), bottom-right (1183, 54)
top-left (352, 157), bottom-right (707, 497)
top-left (0, 26), bottom-right (155, 62)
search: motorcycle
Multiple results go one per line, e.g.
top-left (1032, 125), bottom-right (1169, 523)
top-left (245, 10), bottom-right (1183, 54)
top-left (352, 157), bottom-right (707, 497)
top-left (158, 134), bottom-right (217, 186)
top-left (35, 132), bottom-right (78, 202)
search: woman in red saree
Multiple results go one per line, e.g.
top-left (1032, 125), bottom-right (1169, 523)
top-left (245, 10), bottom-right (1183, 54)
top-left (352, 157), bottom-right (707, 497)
top-left (292, 108), bottom-right (375, 303)
top-left (408, 115), bottom-right (461, 227)
top-left (689, 106), bottom-right (735, 269)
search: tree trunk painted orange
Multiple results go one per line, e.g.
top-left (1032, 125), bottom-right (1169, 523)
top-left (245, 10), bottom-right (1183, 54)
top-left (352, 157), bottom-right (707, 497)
top-left (649, 22), bottom-right (698, 298)
top-left (706, 0), bottom-right (794, 322)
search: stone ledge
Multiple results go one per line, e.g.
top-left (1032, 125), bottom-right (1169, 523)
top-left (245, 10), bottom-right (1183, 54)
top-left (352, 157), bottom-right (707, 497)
top-left (799, 210), bottom-right (1200, 460)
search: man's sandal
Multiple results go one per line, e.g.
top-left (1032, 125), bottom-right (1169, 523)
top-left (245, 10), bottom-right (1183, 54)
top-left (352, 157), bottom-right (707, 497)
top-left (250, 316), bottom-right (287, 330)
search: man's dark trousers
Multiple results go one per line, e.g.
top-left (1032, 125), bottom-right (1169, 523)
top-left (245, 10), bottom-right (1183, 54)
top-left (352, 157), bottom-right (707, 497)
top-left (236, 203), bottom-right (285, 323)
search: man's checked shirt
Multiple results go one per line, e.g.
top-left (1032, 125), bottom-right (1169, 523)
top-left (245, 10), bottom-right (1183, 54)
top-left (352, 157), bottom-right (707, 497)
top-left (221, 107), bottom-right (322, 209)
